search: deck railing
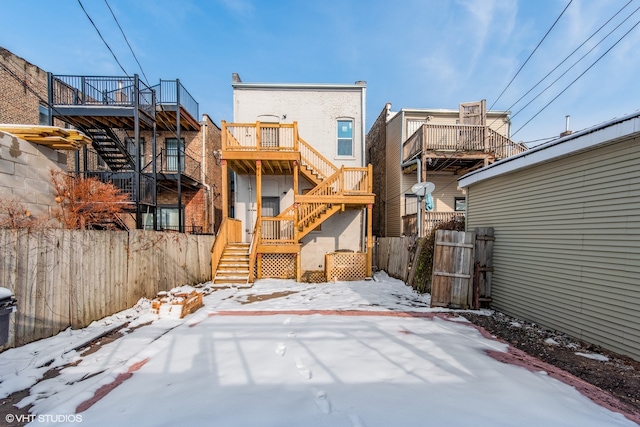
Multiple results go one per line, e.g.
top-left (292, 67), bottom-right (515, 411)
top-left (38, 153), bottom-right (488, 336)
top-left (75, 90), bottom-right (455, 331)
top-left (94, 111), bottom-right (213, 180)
top-left (222, 121), bottom-right (297, 151)
top-left (51, 75), bottom-right (155, 118)
top-left (260, 217), bottom-right (295, 244)
top-left (153, 148), bottom-right (202, 182)
top-left (151, 80), bottom-right (199, 120)
top-left (403, 124), bottom-right (527, 161)
top-left (211, 218), bottom-right (243, 277)
top-left (298, 137), bottom-right (338, 180)
top-left (79, 171), bottom-right (155, 205)
top-left (402, 211), bottom-right (466, 236)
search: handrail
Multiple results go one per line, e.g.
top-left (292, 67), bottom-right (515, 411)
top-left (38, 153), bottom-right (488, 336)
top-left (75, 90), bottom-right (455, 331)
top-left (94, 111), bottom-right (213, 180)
top-left (51, 75), bottom-right (155, 117)
top-left (298, 137), bottom-right (338, 181)
top-left (402, 123), bottom-right (527, 161)
top-left (151, 148), bottom-right (202, 182)
top-left (221, 121), bottom-right (296, 151)
top-left (211, 218), bottom-right (242, 278)
top-left (152, 80), bottom-right (199, 120)
top-left (248, 220), bottom-right (260, 282)
top-left (261, 217), bottom-right (295, 244)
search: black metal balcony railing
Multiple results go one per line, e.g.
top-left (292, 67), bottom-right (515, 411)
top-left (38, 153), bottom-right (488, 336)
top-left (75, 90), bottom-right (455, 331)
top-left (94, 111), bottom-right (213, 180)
top-left (148, 149), bottom-right (202, 182)
top-left (79, 171), bottom-right (155, 205)
top-left (51, 75), bottom-right (155, 118)
top-left (151, 80), bottom-right (199, 120)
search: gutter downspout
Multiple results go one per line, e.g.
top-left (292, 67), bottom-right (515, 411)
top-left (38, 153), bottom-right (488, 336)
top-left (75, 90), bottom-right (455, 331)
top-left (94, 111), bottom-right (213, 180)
top-left (401, 158), bottom-right (422, 237)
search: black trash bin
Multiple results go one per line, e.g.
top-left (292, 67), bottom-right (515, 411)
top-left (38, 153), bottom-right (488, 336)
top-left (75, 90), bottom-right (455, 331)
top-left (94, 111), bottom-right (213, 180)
top-left (0, 287), bottom-right (17, 346)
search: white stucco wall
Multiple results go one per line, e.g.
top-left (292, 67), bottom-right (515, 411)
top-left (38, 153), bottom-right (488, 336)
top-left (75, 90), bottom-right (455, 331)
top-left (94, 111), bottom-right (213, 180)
top-left (0, 130), bottom-right (67, 217)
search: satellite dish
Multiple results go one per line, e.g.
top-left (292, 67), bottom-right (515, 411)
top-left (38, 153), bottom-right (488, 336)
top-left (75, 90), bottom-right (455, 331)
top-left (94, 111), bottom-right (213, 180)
top-left (410, 181), bottom-right (435, 197)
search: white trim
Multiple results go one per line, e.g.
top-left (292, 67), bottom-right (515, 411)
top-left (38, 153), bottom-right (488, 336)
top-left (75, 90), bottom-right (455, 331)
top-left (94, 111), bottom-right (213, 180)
top-left (232, 82), bottom-right (366, 91)
top-left (336, 118), bottom-right (354, 158)
top-left (458, 111), bottom-right (640, 188)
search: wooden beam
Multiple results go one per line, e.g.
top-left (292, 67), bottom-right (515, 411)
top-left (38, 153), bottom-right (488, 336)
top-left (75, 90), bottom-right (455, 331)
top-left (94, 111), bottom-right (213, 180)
top-left (222, 150), bottom-right (299, 162)
top-left (296, 194), bottom-right (375, 205)
top-left (366, 203), bottom-right (373, 277)
top-left (258, 244), bottom-right (301, 254)
top-left (256, 160), bottom-right (262, 222)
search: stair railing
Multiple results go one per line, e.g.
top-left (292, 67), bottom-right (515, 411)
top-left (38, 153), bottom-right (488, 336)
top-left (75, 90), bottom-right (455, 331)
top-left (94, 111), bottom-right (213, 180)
top-left (248, 219), bottom-right (260, 282)
top-left (298, 137), bottom-right (338, 181)
top-left (211, 218), bottom-right (243, 278)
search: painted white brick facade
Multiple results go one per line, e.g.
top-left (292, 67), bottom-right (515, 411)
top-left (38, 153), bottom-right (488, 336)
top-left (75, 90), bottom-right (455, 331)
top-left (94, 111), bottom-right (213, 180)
top-left (232, 79), bottom-right (367, 271)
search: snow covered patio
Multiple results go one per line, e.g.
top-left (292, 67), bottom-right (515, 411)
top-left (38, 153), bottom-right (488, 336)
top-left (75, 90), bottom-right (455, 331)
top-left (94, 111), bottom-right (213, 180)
top-left (0, 273), bottom-right (637, 426)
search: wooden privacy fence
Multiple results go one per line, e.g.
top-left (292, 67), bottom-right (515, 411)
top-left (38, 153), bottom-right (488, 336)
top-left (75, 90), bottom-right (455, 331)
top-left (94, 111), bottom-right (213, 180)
top-left (0, 229), bottom-right (215, 350)
top-left (431, 230), bottom-right (475, 309)
top-left (376, 228), bottom-right (494, 309)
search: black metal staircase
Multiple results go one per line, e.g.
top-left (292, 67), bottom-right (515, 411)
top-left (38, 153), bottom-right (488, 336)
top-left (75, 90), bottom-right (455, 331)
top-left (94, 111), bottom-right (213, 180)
top-left (81, 127), bottom-right (135, 171)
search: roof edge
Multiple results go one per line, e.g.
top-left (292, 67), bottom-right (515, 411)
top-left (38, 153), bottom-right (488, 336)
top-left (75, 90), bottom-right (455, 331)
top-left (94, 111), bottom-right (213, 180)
top-left (458, 110), bottom-right (640, 188)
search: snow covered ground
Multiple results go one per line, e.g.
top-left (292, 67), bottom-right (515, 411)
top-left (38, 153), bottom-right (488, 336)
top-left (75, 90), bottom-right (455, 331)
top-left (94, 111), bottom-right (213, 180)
top-left (0, 273), bottom-right (636, 426)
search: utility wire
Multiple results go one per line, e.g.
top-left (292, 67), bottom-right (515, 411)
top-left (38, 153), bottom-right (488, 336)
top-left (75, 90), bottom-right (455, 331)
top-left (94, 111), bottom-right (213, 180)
top-left (509, 4), bottom-right (640, 122)
top-left (77, 0), bottom-right (129, 76)
top-left (104, 0), bottom-right (150, 85)
top-left (489, 0), bottom-right (634, 130)
top-left (489, 0), bottom-right (573, 111)
top-left (512, 17), bottom-right (640, 137)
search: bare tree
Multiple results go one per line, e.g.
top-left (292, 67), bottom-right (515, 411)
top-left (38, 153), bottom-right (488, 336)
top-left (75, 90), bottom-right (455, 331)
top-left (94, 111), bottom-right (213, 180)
top-left (50, 170), bottom-right (131, 230)
top-left (0, 198), bottom-right (51, 229)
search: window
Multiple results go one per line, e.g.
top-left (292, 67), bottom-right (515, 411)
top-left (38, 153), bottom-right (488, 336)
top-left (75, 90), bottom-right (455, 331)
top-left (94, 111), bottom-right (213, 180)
top-left (165, 138), bottom-right (185, 172)
top-left (404, 194), bottom-right (418, 215)
top-left (126, 138), bottom-right (146, 170)
top-left (337, 120), bottom-right (353, 157)
top-left (159, 207), bottom-right (182, 231)
top-left (455, 197), bottom-right (466, 212)
top-left (38, 104), bottom-right (50, 125)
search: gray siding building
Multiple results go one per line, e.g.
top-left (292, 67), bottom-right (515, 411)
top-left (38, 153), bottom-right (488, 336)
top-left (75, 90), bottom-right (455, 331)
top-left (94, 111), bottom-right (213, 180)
top-left (459, 112), bottom-right (640, 361)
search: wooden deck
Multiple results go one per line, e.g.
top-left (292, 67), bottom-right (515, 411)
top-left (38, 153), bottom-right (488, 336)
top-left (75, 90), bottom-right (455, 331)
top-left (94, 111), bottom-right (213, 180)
top-left (214, 121), bottom-right (374, 282)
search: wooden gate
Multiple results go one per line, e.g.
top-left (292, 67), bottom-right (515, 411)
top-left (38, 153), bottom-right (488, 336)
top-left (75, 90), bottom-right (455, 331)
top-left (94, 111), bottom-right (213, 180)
top-left (431, 230), bottom-right (475, 309)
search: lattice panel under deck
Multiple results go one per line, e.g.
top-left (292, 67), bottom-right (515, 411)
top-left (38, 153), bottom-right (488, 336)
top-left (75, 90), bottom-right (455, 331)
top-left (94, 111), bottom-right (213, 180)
top-left (301, 270), bottom-right (326, 283)
top-left (260, 254), bottom-right (296, 279)
top-left (325, 252), bottom-right (367, 282)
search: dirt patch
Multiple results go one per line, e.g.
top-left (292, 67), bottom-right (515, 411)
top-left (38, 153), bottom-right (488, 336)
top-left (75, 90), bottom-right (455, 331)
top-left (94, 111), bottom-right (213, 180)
top-left (461, 311), bottom-right (640, 417)
top-left (239, 291), bottom-right (299, 305)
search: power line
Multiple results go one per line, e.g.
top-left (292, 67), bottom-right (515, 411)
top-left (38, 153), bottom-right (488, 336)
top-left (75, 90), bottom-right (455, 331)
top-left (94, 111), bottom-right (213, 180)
top-left (489, 0), bottom-right (573, 111)
top-left (512, 17), bottom-right (640, 138)
top-left (77, 0), bottom-right (129, 76)
top-left (510, 4), bottom-right (640, 122)
top-left (491, 0), bottom-right (634, 128)
top-left (104, 0), bottom-right (150, 85)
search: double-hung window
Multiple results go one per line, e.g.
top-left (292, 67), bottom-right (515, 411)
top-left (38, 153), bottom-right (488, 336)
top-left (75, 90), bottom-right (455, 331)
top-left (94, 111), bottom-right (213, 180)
top-left (337, 120), bottom-right (353, 157)
top-left (165, 138), bottom-right (185, 172)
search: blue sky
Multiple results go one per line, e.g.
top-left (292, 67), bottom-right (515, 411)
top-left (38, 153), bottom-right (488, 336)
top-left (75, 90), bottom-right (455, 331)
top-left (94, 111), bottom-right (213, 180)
top-left (2, 0), bottom-right (640, 146)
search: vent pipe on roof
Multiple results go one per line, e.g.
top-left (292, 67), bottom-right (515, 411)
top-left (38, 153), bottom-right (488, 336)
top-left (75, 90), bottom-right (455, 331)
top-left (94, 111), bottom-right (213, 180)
top-left (560, 115), bottom-right (572, 137)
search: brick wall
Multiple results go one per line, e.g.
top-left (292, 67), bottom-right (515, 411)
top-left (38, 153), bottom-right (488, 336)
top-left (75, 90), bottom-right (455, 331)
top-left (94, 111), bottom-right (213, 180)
top-left (366, 103), bottom-right (390, 237)
top-left (0, 47), bottom-right (48, 125)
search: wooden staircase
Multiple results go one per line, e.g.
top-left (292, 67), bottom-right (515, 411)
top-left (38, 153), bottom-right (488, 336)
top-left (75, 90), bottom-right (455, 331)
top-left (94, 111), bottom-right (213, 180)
top-left (213, 243), bottom-right (251, 285)
top-left (214, 122), bottom-right (375, 284)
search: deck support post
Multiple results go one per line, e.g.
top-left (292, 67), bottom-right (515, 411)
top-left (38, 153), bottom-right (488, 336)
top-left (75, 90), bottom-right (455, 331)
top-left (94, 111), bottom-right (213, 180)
top-left (366, 203), bottom-right (373, 277)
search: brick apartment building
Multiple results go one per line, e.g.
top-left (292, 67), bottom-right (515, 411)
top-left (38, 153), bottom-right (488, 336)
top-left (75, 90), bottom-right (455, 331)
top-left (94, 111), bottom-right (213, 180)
top-left (0, 46), bottom-right (223, 233)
